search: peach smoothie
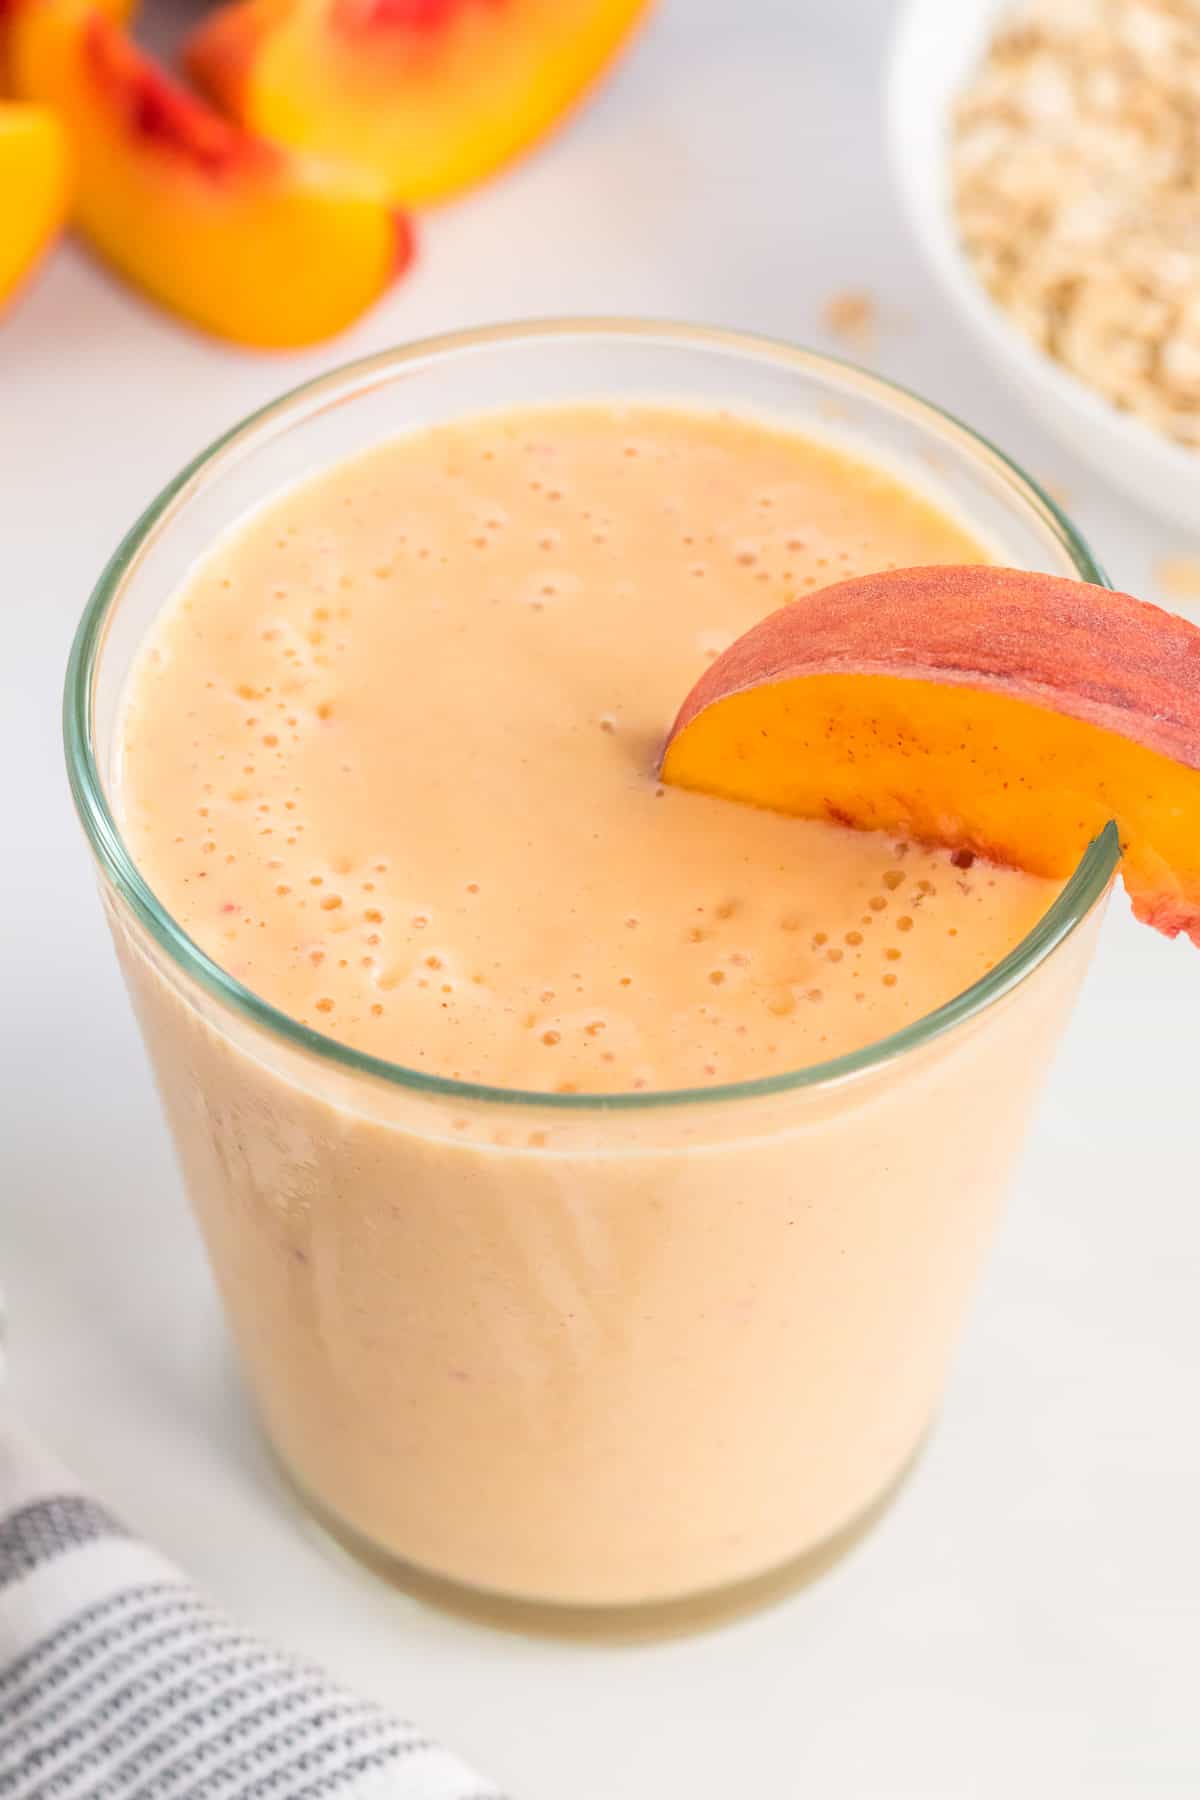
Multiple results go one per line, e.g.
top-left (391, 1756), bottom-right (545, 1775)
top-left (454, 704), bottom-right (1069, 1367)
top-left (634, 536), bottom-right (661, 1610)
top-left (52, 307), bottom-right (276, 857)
top-left (107, 402), bottom-right (1102, 1613)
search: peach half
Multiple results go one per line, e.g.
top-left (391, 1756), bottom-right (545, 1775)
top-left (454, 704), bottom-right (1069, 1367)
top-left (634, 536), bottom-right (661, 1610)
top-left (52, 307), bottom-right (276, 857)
top-left (185, 0), bottom-right (651, 206)
top-left (0, 100), bottom-right (69, 310)
top-left (9, 0), bottom-right (413, 347)
top-left (661, 566), bottom-right (1200, 945)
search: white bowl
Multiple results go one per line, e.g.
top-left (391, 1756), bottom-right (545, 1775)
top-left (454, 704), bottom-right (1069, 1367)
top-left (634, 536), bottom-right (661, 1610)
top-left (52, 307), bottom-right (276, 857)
top-left (887, 0), bottom-right (1199, 531)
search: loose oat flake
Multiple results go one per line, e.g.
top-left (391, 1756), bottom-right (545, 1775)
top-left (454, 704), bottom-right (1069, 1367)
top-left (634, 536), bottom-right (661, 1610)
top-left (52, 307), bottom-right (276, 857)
top-left (822, 289), bottom-right (878, 349)
top-left (951, 0), bottom-right (1200, 451)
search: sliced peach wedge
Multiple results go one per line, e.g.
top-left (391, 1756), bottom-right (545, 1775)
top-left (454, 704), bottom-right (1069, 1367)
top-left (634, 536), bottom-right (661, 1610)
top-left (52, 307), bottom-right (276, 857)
top-left (0, 100), bottom-right (70, 310)
top-left (1, 0), bottom-right (130, 88)
top-left (8, 0), bottom-right (413, 347)
top-left (661, 566), bottom-right (1200, 946)
top-left (185, 0), bottom-right (651, 206)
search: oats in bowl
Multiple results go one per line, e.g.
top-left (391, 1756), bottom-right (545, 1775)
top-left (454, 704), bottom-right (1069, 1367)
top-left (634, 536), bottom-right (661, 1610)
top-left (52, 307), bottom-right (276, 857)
top-left (951, 0), bottom-right (1200, 452)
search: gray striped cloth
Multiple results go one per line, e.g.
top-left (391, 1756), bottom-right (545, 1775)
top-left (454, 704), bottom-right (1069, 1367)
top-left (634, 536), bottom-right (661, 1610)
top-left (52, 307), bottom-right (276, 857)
top-left (0, 1414), bottom-right (505, 1799)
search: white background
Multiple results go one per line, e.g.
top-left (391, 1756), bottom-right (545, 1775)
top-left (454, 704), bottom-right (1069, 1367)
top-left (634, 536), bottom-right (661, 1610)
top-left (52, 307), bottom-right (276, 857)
top-left (3, 1), bottom-right (1199, 1793)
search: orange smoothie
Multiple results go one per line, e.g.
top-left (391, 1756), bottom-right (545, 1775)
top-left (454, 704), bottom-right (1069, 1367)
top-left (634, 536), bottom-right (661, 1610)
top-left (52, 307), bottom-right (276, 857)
top-left (119, 407), bottom-right (1055, 1090)
top-left (110, 403), bottom-right (1098, 1611)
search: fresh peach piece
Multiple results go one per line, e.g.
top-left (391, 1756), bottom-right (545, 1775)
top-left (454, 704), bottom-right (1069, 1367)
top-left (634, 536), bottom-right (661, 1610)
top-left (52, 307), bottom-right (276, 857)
top-left (185, 0), bottom-right (651, 206)
top-left (2, 0), bottom-right (15, 89)
top-left (1, 0), bottom-right (129, 96)
top-left (0, 101), bottom-right (69, 309)
top-left (9, 0), bottom-right (413, 346)
top-left (661, 566), bottom-right (1200, 945)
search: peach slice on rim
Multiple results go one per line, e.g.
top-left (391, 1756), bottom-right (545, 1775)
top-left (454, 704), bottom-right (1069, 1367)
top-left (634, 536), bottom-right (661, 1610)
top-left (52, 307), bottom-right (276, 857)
top-left (660, 566), bottom-right (1200, 945)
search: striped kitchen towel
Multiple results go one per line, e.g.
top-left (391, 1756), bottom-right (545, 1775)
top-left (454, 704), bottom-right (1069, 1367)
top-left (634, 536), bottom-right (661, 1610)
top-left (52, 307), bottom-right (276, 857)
top-left (0, 1413), bottom-right (506, 1799)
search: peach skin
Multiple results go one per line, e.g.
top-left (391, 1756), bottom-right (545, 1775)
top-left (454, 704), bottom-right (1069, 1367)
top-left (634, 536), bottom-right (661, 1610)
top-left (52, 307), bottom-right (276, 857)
top-left (8, 0), bottom-right (413, 347)
top-left (0, 101), bottom-right (69, 311)
top-left (661, 566), bottom-right (1200, 945)
top-left (185, 0), bottom-right (651, 206)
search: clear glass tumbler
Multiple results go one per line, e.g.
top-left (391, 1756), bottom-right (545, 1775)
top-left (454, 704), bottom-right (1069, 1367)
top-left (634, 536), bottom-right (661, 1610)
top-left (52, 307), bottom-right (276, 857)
top-left (65, 322), bottom-right (1119, 1633)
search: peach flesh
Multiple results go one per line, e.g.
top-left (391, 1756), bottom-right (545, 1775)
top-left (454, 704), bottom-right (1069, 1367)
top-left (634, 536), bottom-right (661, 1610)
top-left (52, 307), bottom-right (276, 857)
top-left (662, 566), bottom-right (1200, 945)
top-left (9, 0), bottom-right (412, 345)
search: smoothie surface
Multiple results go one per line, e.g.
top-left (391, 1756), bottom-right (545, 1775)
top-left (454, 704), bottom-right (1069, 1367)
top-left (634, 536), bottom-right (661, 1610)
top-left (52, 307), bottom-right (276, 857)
top-left (118, 404), bottom-right (1059, 1092)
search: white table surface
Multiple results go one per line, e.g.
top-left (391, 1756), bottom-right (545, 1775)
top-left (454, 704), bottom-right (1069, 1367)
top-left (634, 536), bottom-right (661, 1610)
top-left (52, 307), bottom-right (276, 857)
top-left (4, 1), bottom-right (1199, 1793)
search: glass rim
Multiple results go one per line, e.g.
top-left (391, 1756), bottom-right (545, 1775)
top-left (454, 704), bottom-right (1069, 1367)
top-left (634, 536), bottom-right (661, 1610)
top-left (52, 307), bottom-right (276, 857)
top-left (64, 315), bottom-right (1121, 1113)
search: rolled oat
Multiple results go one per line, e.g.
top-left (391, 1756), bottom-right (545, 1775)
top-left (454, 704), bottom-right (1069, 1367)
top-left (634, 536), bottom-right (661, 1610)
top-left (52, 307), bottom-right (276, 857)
top-left (951, 0), bottom-right (1200, 451)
